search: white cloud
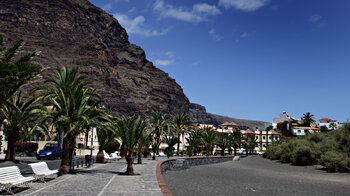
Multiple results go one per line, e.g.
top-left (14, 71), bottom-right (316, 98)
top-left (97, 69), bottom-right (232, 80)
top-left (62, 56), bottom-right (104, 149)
top-left (114, 13), bottom-right (169, 37)
top-left (308, 14), bottom-right (322, 23)
top-left (151, 51), bottom-right (176, 66)
top-left (155, 59), bottom-right (175, 66)
top-left (153, 0), bottom-right (221, 23)
top-left (241, 32), bottom-right (248, 38)
top-left (209, 29), bottom-right (222, 41)
top-left (219, 0), bottom-right (270, 11)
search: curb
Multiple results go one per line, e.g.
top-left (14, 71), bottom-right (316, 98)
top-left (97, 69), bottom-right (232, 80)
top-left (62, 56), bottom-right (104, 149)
top-left (156, 159), bottom-right (173, 196)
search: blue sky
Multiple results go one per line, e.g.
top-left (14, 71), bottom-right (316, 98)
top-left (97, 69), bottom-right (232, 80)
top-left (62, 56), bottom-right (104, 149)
top-left (89, 0), bottom-right (350, 123)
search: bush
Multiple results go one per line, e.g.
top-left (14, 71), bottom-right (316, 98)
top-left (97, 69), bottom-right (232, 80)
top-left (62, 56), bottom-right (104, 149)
top-left (319, 151), bottom-right (350, 172)
top-left (26, 143), bottom-right (38, 152)
top-left (104, 140), bottom-right (120, 153)
top-left (14, 141), bottom-right (38, 152)
top-left (15, 141), bottom-right (27, 152)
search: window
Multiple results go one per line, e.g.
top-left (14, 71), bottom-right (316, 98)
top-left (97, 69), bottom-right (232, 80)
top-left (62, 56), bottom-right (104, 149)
top-left (269, 136), bottom-right (271, 140)
top-left (263, 136), bottom-right (266, 140)
top-left (263, 144), bottom-right (266, 147)
top-left (275, 136), bottom-right (278, 140)
top-left (298, 130), bottom-right (301, 133)
top-left (255, 136), bottom-right (258, 140)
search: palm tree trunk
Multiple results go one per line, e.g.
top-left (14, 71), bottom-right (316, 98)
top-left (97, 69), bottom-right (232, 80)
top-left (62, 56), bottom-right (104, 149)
top-left (5, 127), bottom-right (20, 161)
top-left (220, 148), bottom-right (225, 156)
top-left (137, 148), bottom-right (142, 164)
top-left (59, 136), bottom-right (75, 174)
top-left (120, 143), bottom-right (127, 158)
top-left (176, 134), bottom-right (180, 156)
top-left (234, 144), bottom-right (238, 156)
top-left (125, 154), bottom-right (134, 175)
top-left (96, 150), bottom-right (104, 163)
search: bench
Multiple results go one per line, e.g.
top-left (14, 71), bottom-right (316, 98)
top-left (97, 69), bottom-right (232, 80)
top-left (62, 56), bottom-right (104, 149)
top-left (0, 166), bottom-right (34, 195)
top-left (28, 162), bottom-right (58, 183)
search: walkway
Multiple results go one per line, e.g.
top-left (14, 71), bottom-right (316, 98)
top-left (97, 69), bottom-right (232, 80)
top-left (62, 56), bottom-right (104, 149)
top-left (163, 156), bottom-right (350, 196)
top-left (14, 158), bottom-right (164, 196)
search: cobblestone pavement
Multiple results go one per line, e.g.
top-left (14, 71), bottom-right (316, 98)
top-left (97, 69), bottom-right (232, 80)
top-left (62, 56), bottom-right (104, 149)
top-left (1, 157), bottom-right (164, 196)
top-left (163, 156), bottom-right (350, 196)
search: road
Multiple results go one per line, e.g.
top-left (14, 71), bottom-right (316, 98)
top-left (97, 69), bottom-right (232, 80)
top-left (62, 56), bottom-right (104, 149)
top-left (162, 156), bottom-right (350, 196)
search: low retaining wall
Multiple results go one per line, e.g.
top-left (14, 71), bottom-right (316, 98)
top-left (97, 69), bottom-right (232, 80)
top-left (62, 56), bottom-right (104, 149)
top-left (161, 156), bottom-right (235, 173)
top-left (156, 156), bottom-right (236, 196)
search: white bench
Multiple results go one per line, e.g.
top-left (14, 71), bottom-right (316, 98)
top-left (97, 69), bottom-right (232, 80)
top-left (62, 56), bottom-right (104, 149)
top-left (0, 166), bottom-right (34, 195)
top-left (28, 162), bottom-right (58, 183)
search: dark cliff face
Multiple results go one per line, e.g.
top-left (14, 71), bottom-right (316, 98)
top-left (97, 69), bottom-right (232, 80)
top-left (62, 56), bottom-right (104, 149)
top-left (0, 0), bottom-right (189, 116)
top-left (189, 103), bottom-right (271, 130)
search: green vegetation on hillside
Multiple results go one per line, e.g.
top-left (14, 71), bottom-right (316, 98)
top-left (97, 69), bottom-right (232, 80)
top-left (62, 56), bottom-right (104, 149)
top-left (264, 123), bottom-right (350, 172)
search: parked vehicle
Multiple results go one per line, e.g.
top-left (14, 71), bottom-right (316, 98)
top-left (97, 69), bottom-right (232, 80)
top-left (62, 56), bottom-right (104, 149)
top-left (237, 149), bottom-right (247, 155)
top-left (36, 146), bottom-right (62, 160)
top-left (255, 150), bottom-right (264, 155)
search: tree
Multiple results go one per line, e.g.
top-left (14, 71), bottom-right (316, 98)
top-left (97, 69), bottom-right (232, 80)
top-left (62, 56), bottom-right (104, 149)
top-left (149, 110), bottom-right (167, 155)
top-left (34, 66), bottom-right (101, 174)
top-left (1, 93), bottom-right (42, 161)
top-left (329, 122), bottom-right (337, 130)
top-left (137, 127), bottom-right (152, 164)
top-left (302, 112), bottom-right (316, 127)
top-left (171, 113), bottom-right (192, 155)
top-left (185, 131), bottom-right (202, 157)
top-left (229, 129), bottom-right (242, 156)
top-left (200, 127), bottom-right (217, 156)
top-left (115, 116), bottom-right (147, 175)
top-left (0, 35), bottom-right (41, 106)
top-left (217, 134), bottom-right (230, 156)
top-left (163, 133), bottom-right (180, 159)
top-left (151, 141), bottom-right (161, 160)
top-left (245, 136), bottom-right (258, 155)
top-left (95, 113), bottom-right (117, 163)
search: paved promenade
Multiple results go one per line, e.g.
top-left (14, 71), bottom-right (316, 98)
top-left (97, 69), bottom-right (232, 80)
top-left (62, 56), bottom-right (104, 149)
top-left (163, 156), bottom-right (350, 196)
top-left (9, 158), bottom-right (164, 196)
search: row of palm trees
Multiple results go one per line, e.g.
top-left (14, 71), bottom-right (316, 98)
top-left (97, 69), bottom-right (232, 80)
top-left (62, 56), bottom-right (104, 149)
top-left (185, 127), bottom-right (258, 157)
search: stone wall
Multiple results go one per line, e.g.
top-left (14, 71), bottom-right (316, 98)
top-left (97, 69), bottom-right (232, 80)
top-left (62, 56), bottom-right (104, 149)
top-left (160, 156), bottom-right (234, 174)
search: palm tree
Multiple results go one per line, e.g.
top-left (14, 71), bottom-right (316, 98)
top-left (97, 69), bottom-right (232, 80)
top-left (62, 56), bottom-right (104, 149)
top-left (200, 127), bottom-right (217, 156)
top-left (149, 110), bottom-right (167, 155)
top-left (185, 131), bottom-right (202, 157)
top-left (95, 113), bottom-right (117, 163)
top-left (302, 112), bottom-right (316, 127)
top-left (151, 141), bottom-right (161, 160)
top-left (1, 93), bottom-right (42, 161)
top-left (171, 113), bottom-right (192, 155)
top-left (230, 129), bottom-right (243, 156)
top-left (137, 127), bottom-right (152, 164)
top-left (34, 66), bottom-right (101, 174)
top-left (163, 133), bottom-right (180, 158)
top-left (115, 116), bottom-right (147, 175)
top-left (217, 134), bottom-right (230, 156)
top-left (245, 136), bottom-right (258, 155)
top-left (0, 35), bottom-right (41, 106)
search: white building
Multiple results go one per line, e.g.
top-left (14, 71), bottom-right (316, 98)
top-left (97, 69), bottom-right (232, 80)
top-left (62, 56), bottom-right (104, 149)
top-left (272, 111), bottom-right (292, 129)
top-left (319, 118), bottom-right (341, 130)
top-left (291, 127), bottom-right (320, 136)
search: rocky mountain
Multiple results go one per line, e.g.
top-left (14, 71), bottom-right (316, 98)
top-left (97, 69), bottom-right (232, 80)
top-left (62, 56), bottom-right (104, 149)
top-left (0, 0), bottom-right (189, 116)
top-left (189, 103), bottom-right (271, 130)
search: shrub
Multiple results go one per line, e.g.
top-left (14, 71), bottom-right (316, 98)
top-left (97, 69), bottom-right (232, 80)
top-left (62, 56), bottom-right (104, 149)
top-left (26, 143), bottom-right (38, 152)
top-left (290, 144), bottom-right (317, 165)
top-left (319, 151), bottom-right (350, 172)
top-left (15, 141), bottom-right (27, 152)
top-left (104, 140), bottom-right (120, 153)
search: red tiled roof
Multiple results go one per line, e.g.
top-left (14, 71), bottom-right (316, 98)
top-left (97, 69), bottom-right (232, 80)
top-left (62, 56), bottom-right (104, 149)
top-left (221, 122), bottom-right (239, 126)
top-left (269, 129), bottom-right (280, 135)
top-left (319, 118), bottom-right (336, 121)
top-left (244, 129), bottom-right (255, 135)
